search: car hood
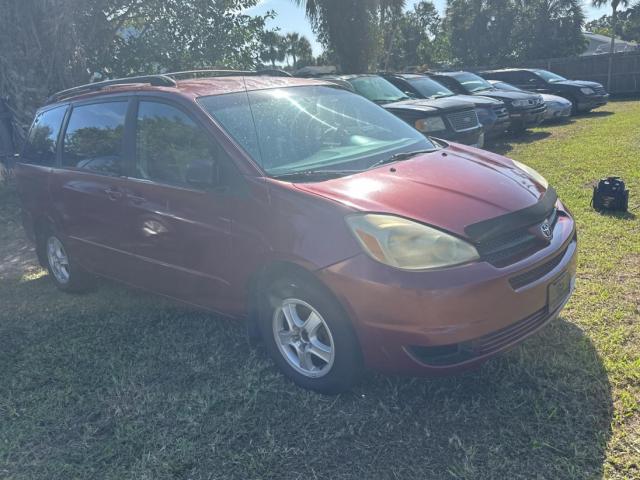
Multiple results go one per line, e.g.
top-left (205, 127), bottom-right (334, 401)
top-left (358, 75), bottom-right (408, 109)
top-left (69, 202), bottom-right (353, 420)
top-left (474, 89), bottom-right (538, 101)
top-left (555, 80), bottom-right (603, 89)
top-left (383, 97), bottom-right (474, 114)
top-left (293, 144), bottom-right (548, 239)
top-left (540, 93), bottom-right (572, 105)
top-left (453, 94), bottom-right (504, 107)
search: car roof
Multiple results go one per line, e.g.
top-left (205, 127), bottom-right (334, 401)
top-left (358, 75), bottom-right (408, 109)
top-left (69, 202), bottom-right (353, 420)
top-left (45, 75), bottom-right (335, 107)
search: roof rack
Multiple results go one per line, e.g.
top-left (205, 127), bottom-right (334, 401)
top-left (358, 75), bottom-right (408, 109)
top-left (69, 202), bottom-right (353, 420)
top-left (46, 74), bottom-right (177, 104)
top-left (163, 69), bottom-right (291, 80)
top-left (46, 69), bottom-right (292, 104)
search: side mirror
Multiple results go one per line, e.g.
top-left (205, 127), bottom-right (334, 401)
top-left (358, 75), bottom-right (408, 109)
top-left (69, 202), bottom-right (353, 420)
top-left (185, 159), bottom-right (221, 188)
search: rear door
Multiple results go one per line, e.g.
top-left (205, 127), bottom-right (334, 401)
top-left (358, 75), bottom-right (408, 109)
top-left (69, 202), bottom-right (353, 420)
top-left (48, 98), bottom-right (136, 276)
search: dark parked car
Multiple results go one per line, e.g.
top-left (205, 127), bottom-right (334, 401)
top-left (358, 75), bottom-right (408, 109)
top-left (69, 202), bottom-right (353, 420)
top-left (427, 71), bottom-right (547, 132)
top-left (325, 74), bottom-right (485, 147)
top-left (381, 73), bottom-right (511, 140)
top-left (480, 69), bottom-right (609, 114)
top-left (487, 80), bottom-right (573, 122)
top-left (15, 73), bottom-right (577, 393)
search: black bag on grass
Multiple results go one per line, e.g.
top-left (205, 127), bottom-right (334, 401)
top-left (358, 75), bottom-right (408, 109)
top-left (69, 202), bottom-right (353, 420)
top-left (592, 177), bottom-right (629, 212)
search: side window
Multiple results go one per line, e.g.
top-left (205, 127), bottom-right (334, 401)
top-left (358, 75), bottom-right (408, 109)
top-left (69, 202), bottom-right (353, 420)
top-left (512, 71), bottom-right (534, 84)
top-left (135, 101), bottom-right (218, 186)
top-left (22, 106), bottom-right (67, 166)
top-left (435, 77), bottom-right (461, 93)
top-left (62, 101), bottom-right (128, 176)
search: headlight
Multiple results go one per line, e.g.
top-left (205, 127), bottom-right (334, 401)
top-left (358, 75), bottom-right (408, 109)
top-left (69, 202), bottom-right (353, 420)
top-left (511, 159), bottom-right (549, 188)
top-left (581, 87), bottom-right (595, 95)
top-left (511, 99), bottom-right (529, 108)
top-left (415, 116), bottom-right (446, 133)
top-left (346, 214), bottom-right (479, 270)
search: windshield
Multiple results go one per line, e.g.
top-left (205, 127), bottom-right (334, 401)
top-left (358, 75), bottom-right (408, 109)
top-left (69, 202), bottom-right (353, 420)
top-left (199, 85), bottom-right (435, 176)
top-left (450, 73), bottom-right (495, 93)
top-left (348, 76), bottom-right (410, 104)
top-left (534, 70), bottom-right (567, 83)
top-left (492, 81), bottom-right (522, 92)
top-left (407, 77), bottom-right (455, 98)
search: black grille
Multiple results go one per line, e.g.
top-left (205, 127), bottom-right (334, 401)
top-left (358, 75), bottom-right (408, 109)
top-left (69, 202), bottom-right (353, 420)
top-left (446, 109), bottom-right (480, 132)
top-left (509, 241), bottom-right (570, 290)
top-left (475, 307), bottom-right (549, 356)
top-left (492, 105), bottom-right (510, 121)
top-left (593, 85), bottom-right (607, 95)
top-left (477, 209), bottom-right (559, 267)
top-left (408, 306), bottom-right (551, 366)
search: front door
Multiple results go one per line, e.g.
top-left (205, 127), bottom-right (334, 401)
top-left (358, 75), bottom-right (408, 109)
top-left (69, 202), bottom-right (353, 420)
top-left (122, 99), bottom-right (237, 310)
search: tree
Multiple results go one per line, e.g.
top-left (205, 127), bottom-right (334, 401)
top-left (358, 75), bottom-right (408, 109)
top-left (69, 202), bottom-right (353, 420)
top-left (378, 0), bottom-right (406, 71)
top-left (513, 0), bottom-right (586, 60)
top-left (592, 0), bottom-right (631, 89)
top-left (293, 0), bottom-right (379, 72)
top-left (285, 32), bottom-right (315, 68)
top-left (260, 31), bottom-right (287, 68)
top-left (443, 0), bottom-right (518, 66)
top-left (586, 4), bottom-right (640, 42)
top-left (294, 36), bottom-right (316, 68)
top-left (0, 0), bottom-right (272, 144)
top-left (386, 1), bottom-right (443, 69)
top-left (442, 0), bottom-right (586, 66)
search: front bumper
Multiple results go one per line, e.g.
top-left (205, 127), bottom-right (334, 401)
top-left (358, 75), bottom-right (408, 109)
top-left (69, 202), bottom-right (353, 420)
top-left (509, 105), bottom-right (547, 129)
top-left (544, 103), bottom-right (572, 121)
top-left (577, 94), bottom-right (609, 112)
top-left (318, 211), bottom-right (577, 375)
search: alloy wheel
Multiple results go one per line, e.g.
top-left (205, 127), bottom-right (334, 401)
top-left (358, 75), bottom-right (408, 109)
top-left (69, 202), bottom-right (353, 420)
top-left (47, 236), bottom-right (70, 284)
top-left (272, 298), bottom-right (335, 378)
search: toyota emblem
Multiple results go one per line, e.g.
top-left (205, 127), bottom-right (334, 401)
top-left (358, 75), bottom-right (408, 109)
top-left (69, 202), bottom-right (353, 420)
top-left (541, 222), bottom-right (552, 240)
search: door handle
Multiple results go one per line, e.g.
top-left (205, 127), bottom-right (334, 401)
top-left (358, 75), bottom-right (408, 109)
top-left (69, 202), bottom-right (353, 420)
top-left (128, 193), bottom-right (146, 205)
top-left (104, 187), bottom-right (123, 201)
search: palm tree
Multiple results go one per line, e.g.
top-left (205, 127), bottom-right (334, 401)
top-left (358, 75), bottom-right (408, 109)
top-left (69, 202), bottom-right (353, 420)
top-left (260, 31), bottom-right (286, 68)
top-left (592, 0), bottom-right (631, 89)
top-left (285, 32), bottom-right (301, 67)
top-left (295, 36), bottom-right (314, 67)
top-left (285, 33), bottom-right (314, 68)
top-left (292, 0), bottom-right (380, 72)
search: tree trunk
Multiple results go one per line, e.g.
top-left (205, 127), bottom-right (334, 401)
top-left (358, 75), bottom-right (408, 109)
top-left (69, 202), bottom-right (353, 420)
top-left (608, 7), bottom-right (618, 91)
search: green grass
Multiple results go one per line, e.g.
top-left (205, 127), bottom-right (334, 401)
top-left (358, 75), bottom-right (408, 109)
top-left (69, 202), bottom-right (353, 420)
top-left (1, 102), bottom-right (639, 479)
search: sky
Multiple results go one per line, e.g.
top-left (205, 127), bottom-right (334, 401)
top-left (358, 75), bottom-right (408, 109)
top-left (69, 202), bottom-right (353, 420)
top-left (245, 0), bottom-right (611, 56)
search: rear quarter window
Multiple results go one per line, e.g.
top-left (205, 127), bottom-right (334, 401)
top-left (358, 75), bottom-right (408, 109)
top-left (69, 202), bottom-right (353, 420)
top-left (22, 106), bottom-right (67, 166)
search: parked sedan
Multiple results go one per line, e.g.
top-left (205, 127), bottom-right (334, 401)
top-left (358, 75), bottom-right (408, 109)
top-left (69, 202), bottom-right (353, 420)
top-left (325, 74), bottom-right (485, 147)
top-left (427, 71), bottom-right (547, 133)
top-left (487, 80), bottom-right (572, 122)
top-left (480, 68), bottom-right (609, 114)
top-left (382, 73), bottom-right (511, 140)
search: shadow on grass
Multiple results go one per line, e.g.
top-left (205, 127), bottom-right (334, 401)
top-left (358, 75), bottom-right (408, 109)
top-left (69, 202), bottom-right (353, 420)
top-left (574, 110), bottom-right (614, 119)
top-left (0, 274), bottom-right (613, 479)
top-left (594, 209), bottom-right (636, 221)
top-left (487, 130), bottom-right (552, 156)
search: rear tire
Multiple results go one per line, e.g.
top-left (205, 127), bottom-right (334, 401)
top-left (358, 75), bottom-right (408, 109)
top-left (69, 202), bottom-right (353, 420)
top-left (257, 274), bottom-right (363, 394)
top-left (40, 230), bottom-right (95, 293)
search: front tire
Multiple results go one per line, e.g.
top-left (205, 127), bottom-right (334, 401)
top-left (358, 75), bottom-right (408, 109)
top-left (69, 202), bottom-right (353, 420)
top-left (42, 232), bottom-right (94, 293)
top-left (258, 274), bottom-right (363, 394)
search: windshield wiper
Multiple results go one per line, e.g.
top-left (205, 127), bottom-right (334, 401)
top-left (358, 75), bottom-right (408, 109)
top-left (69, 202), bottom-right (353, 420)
top-left (369, 149), bottom-right (438, 170)
top-left (271, 169), bottom-right (360, 182)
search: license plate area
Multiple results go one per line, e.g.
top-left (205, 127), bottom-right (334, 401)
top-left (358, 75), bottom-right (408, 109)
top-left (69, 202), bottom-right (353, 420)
top-left (548, 271), bottom-right (571, 312)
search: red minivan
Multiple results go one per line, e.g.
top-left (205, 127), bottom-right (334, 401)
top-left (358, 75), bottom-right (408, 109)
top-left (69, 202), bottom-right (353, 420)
top-left (15, 72), bottom-right (577, 393)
